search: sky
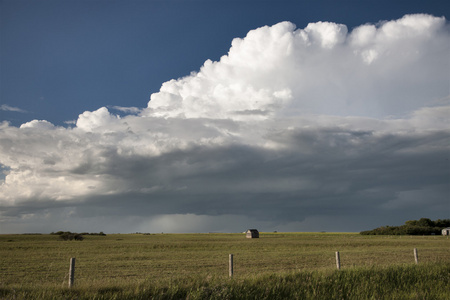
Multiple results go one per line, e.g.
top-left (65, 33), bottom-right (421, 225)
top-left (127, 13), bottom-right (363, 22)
top-left (0, 0), bottom-right (449, 234)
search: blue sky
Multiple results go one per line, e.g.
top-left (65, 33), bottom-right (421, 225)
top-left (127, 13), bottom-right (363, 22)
top-left (0, 0), bottom-right (449, 234)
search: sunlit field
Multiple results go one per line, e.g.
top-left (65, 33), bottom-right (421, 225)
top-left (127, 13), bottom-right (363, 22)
top-left (1, 233), bottom-right (449, 299)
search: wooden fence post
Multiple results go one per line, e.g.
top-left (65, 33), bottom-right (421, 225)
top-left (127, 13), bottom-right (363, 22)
top-left (69, 257), bottom-right (75, 288)
top-left (414, 248), bottom-right (418, 264)
top-left (335, 251), bottom-right (341, 270)
top-left (229, 254), bottom-right (234, 277)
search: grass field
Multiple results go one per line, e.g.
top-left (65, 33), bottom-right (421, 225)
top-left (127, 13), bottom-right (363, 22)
top-left (1, 232), bottom-right (449, 299)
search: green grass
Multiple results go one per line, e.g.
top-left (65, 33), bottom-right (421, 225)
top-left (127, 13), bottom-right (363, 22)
top-left (0, 233), bottom-right (449, 299)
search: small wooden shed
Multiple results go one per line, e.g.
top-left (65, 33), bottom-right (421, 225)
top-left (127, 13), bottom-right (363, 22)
top-left (246, 229), bottom-right (259, 239)
top-left (442, 228), bottom-right (450, 236)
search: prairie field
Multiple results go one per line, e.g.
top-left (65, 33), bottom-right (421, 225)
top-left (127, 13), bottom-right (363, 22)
top-left (0, 232), bottom-right (449, 299)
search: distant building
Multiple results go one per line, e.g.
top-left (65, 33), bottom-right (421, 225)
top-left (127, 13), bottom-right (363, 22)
top-left (442, 228), bottom-right (450, 236)
top-left (246, 229), bottom-right (259, 238)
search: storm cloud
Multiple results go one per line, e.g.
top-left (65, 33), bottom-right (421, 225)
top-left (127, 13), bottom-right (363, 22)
top-left (0, 14), bottom-right (449, 233)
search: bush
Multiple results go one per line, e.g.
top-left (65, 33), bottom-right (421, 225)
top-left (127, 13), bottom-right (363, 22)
top-left (51, 231), bottom-right (106, 240)
top-left (58, 232), bottom-right (84, 241)
top-left (360, 218), bottom-right (450, 235)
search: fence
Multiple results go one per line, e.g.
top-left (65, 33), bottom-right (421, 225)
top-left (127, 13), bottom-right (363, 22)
top-left (66, 247), bottom-right (422, 287)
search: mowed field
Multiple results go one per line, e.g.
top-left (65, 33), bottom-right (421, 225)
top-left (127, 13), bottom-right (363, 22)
top-left (1, 232), bottom-right (449, 299)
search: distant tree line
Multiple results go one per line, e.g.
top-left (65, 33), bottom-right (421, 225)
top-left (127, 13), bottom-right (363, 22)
top-left (360, 218), bottom-right (450, 235)
top-left (50, 231), bottom-right (106, 241)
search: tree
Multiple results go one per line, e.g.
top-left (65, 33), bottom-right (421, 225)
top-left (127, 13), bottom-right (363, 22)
top-left (416, 218), bottom-right (433, 227)
top-left (360, 218), bottom-right (450, 235)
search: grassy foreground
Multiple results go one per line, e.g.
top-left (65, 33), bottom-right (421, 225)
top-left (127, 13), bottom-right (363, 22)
top-left (1, 233), bottom-right (449, 299)
top-left (1, 263), bottom-right (449, 299)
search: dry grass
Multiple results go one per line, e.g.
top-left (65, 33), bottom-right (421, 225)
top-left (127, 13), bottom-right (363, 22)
top-left (0, 233), bottom-right (449, 299)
